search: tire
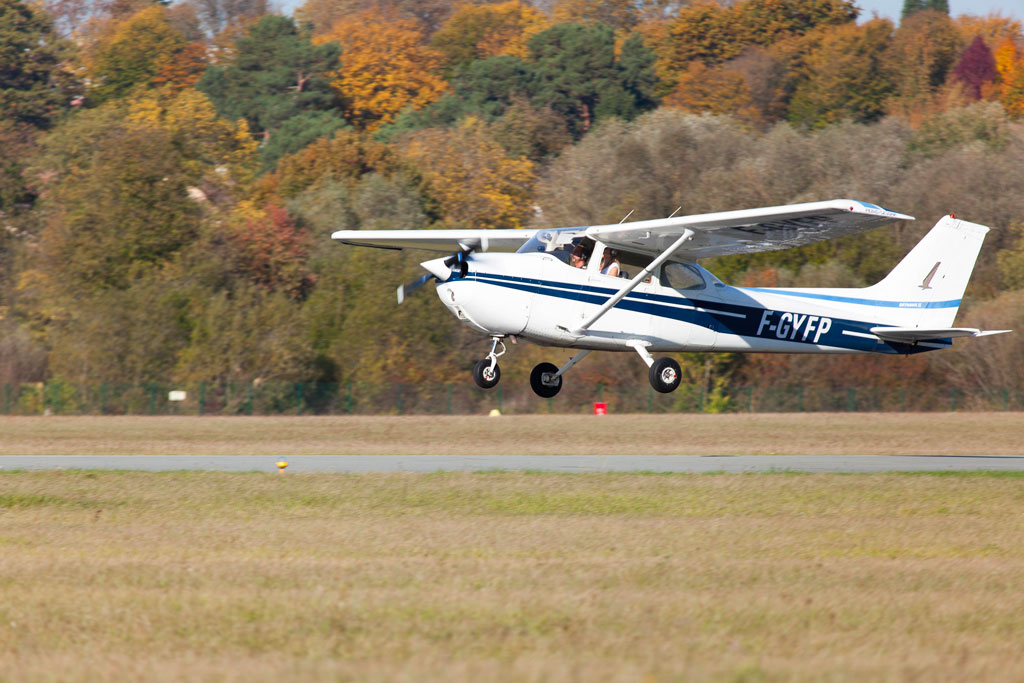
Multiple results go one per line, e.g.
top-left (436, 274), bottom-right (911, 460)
top-left (530, 362), bottom-right (562, 398)
top-left (472, 359), bottom-right (500, 389)
top-left (649, 357), bottom-right (681, 393)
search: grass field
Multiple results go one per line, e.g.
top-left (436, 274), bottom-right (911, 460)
top-left (1, 412), bottom-right (1023, 455)
top-left (1, 470), bottom-right (1023, 681)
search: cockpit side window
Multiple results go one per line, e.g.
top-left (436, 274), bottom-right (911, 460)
top-left (661, 262), bottom-right (706, 290)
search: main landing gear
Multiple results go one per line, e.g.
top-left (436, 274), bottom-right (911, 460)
top-left (529, 350), bottom-right (590, 398)
top-left (629, 341), bottom-right (681, 393)
top-left (472, 337), bottom-right (505, 389)
top-left (472, 337), bottom-right (682, 396)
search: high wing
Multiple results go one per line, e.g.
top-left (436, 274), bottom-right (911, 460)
top-left (586, 199), bottom-right (914, 261)
top-left (330, 228), bottom-right (536, 253)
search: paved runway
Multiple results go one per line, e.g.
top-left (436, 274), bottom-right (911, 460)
top-left (2, 455), bottom-right (1024, 473)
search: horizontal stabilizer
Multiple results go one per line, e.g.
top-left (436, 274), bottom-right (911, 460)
top-left (870, 326), bottom-right (1012, 342)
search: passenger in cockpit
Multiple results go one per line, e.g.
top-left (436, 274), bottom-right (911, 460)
top-left (600, 248), bottom-right (620, 277)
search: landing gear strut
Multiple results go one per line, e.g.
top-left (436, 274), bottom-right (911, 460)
top-left (628, 340), bottom-right (681, 393)
top-left (472, 337), bottom-right (505, 389)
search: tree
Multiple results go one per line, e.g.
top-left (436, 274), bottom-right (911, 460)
top-left (995, 37), bottom-right (1024, 118)
top-left (316, 9), bottom-right (447, 131)
top-left (256, 110), bottom-right (348, 172)
top-left (185, 0), bottom-right (268, 38)
top-left (884, 10), bottom-right (962, 119)
top-left (87, 6), bottom-right (188, 103)
top-left (736, 0), bottom-right (858, 46)
top-left (453, 55), bottom-right (536, 119)
top-left (399, 121), bottom-right (534, 230)
top-left (954, 13), bottom-right (1023, 52)
top-left (230, 203), bottom-right (315, 298)
top-left (528, 22), bottom-right (658, 135)
top-left (197, 15), bottom-right (342, 141)
top-left (788, 19), bottom-right (896, 127)
top-left (552, 0), bottom-right (639, 31)
top-left (0, 0), bottom-right (75, 128)
top-left (951, 35), bottom-right (999, 100)
top-left (902, 0), bottom-right (947, 20)
top-left (151, 42), bottom-right (208, 93)
top-left (664, 0), bottom-right (742, 69)
top-left (663, 62), bottom-right (761, 122)
top-left (431, 1), bottom-right (549, 73)
top-left (34, 107), bottom-right (202, 293)
top-left (124, 87), bottom-right (258, 179)
top-left (296, 0), bottom-right (457, 36)
top-left (256, 129), bottom-right (411, 203)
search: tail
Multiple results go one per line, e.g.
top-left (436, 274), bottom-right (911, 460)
top-left (866, 215), bottom-right (989, 329)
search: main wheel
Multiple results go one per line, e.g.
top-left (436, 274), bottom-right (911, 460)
top-left (530, 362), bottom-right (562, 398)
top-left (472, 359), bottom-right (500, 389)
top-left (649, 357), bottom-right (681, 393)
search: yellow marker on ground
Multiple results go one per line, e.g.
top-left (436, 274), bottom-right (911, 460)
top-left (276, 460), bottom-right (288, 472)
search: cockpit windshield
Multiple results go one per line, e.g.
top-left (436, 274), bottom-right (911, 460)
top-left (516, 228), bottom-right (583, 255)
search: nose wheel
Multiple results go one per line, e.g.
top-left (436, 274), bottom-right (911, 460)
top-left (472, 337), bottom-right (506, 389)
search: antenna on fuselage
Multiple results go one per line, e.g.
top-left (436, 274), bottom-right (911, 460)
top-left (618, 210), bottom-right (634, 224)
top-left (667, 206), bottom-right (683, 219)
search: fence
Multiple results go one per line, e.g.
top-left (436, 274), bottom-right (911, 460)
top-left (4, 381), bottom-right (1024, 415)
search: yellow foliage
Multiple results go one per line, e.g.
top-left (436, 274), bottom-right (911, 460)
top-left (316, 10), bottom-right (448, 131)
top-left (953, 13), bottom-right (1023, 52)
top-left (125, 89), bottom-right (257, 175)
top-left (662, 62), bottom-right (761, 123)
top-left (433, 1), bottom-right (550, 65)
top-left (399, 121), bottom-right (535, 230)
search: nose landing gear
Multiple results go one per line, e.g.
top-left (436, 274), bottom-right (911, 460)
top-left (472, 337), bottom-right (506, 389)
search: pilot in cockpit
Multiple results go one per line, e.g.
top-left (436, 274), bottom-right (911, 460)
top-left (570, 246), bottom-right (586, 268)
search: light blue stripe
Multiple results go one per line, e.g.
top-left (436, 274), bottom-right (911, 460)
top-left (743, 288), bottom-right (961, 309)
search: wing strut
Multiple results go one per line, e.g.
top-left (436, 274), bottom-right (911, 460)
top-left (564, 229), bottom-right (695, 337)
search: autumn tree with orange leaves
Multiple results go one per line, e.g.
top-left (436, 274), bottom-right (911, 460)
top-left (431, 1), bottom-right (549, 73)
top-left (399, 120), bottom-right (534, 230)
top-left (317, 8), bottom-right (448, 131)
top-left (995, 37), bottom-right (1024, 117)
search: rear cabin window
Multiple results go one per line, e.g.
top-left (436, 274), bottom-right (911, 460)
top-left (661, 263), bottom-right (705, 290)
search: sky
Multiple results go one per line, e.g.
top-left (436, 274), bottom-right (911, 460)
top-left (855, 0), bottom-right (1023, 22)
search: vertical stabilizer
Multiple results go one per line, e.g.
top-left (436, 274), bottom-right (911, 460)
top-left (867, 216), bottom-right (990, 328)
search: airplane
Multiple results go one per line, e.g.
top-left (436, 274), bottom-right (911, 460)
top-left (332, 199), bottom-right (1010, 397)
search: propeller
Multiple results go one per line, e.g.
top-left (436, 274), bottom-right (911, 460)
top-left (396, 238), bottom-right (487, 304)
top-left (396, 273), bottom-right (433, 304)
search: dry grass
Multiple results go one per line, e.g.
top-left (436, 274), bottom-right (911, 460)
top-left (0, 413), bottom-right (1022, 455)
top-left (1, 471), bottom-right (1024, 681)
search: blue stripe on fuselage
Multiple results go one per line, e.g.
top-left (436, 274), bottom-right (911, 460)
top-left (462, 271), bottom-right (945, 354)
top-left (743, 288), bottom-right (960, 309)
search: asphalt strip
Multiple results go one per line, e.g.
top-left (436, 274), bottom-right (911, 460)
top-left (2, 455), bottom-right (1024, 473)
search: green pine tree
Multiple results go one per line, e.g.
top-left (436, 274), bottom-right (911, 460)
top-left (198, 16), bottom-right (343, 143)
top-left (0, 0), bottom-right (75, 128)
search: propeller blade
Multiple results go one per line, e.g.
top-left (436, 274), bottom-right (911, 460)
top-left (397, 273), bottom-right (432, 304)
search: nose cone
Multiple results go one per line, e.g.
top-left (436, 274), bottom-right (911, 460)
top-left (420, 257), bottom-right (452, 281)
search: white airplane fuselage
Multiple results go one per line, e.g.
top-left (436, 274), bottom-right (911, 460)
top-left (434, 252), bottom-right (945, 356)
